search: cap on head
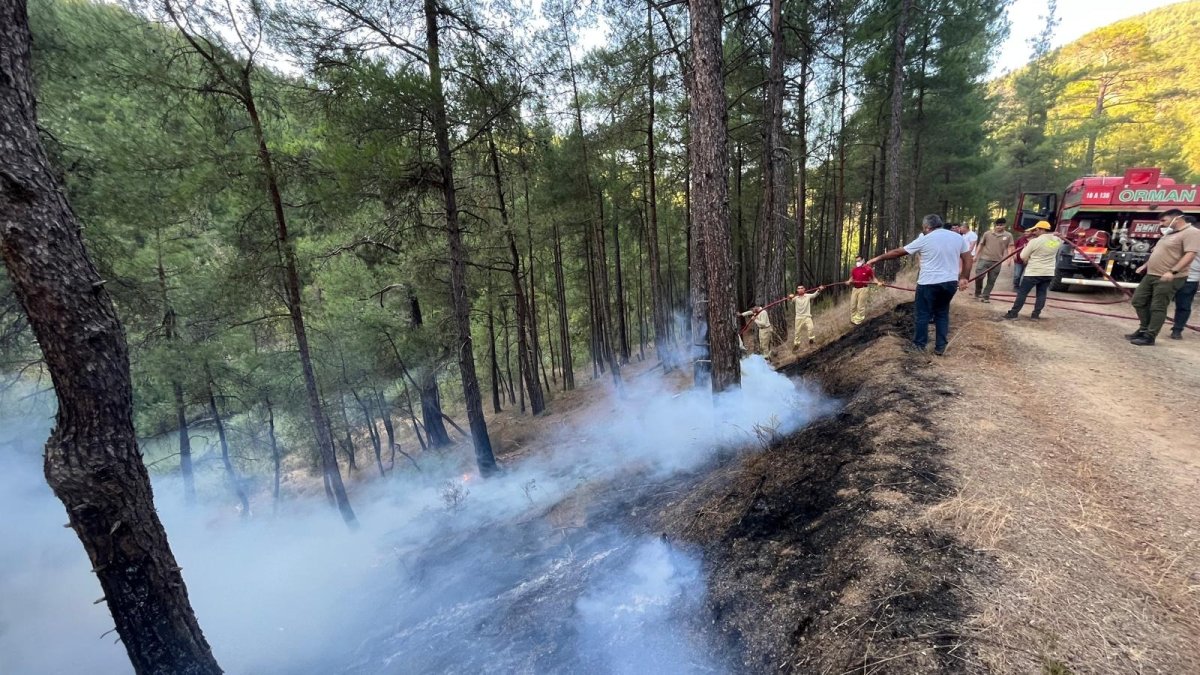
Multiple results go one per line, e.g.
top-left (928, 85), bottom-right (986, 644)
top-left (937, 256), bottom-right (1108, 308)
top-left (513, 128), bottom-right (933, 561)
top-left (1031, 220), bottom-right (1052, 231)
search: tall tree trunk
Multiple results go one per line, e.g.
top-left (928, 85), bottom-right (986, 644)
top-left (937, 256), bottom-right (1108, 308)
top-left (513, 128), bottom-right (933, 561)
top-left (552, 222), bottom-right (575, 390)
top-left (645, 0), bottom-right (671, 364)
top-left (1083, 80), bottom-right (1108, 175)
top-left (863, 152), bottom-right (877, 254)
top-left (487, 307), bottom-right (502, 413)
top-left (265, 396), bottom-right (281, 510)
top-left (0, 4), bottom-right (222, 667)
top-left (563, 8), bottom-right (621, 387)
top-left (689, 0), bottom-right (740, 392)
top-left (735, 143), bottom-right (749, 308)
top-left (374, 388), bottom-right (397, 467)
top-left (584, 230), bottom-right (601, 377)
top-left (795, 2), bottom-right (811, 286)
top-left (545, 300), bottom-right (558, 385)
top-left (173, 380), bottom-right (195, 505)
top-left (881, 0), bottom-right (915, 269)
top-left (351, 388), bottom-right (384, 478)
top-left (205, 369), bottom-right (249, 517)
top-left (157, 237), bottom-right (195, 506)
top-left (420, 373), bottom-right (451, 447)
top-left (488, 134), bottom-right (544, 413)
top-left (335, 394), bottom-right (358, 473)
top-left (500, 302), bottom-right (518, 406)
top-left (835, 21), bottom-right (849, 278)
top-left (612, 202), bottom-right (630, 364)
top-left (756, 0), bottom-right (787, 328)
top-left (398, 376), bottom-right (428, 451)
top-left (522, 171), bottom-right (549, 399)
top-left (636, 207), bottom-right (647, 361)
top-left (424, 0), bottom-right (498, 476)
top-left (907, 22), bottom-right (931, 230)
top-left (242, 80), bottom-right (356, 527)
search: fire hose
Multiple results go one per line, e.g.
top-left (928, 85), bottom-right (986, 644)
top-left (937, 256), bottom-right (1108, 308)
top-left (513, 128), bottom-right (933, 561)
top-left (739, 238), bottom-right (1198, 336)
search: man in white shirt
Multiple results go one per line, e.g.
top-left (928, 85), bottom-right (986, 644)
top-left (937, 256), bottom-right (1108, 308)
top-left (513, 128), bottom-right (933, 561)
top-left (867, 214), bottom-right (972, 356)
top-left (1170, 215), bottom-right (1200, 340)
top-left (960, 224), bottom-right (979, 257)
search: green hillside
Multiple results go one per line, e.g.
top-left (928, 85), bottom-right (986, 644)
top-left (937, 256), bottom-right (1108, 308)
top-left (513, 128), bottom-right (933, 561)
top-left (990, 0), bottom-right (1200, 199)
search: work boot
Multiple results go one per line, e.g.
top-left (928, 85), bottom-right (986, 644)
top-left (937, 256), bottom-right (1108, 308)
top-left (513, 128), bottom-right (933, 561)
top-left (1030, 313), bottom-right (1041, 321)
top-left (980, 297), bottom-right (990, 304)
top-left (1130, 334), bottom-right (1156, 346)
top-left (933, 347), bottom-right (946, 356)
top-left (1002, 312), bottom-right (1018, 320)
top-left (1169, 331), bottom-right (1183, 340)
top-left (1125, 329), bottom-right (1147, 340)
top-left (902, 343), bottom-right (926, 355)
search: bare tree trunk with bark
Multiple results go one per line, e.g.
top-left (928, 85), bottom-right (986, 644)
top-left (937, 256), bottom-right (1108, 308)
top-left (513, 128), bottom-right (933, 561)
top-left (424, 0), bottom-right (498, 475)
top-left (756, 0), bottom-right (788, 328)
top-left (689, 0), bottom-right (740, 393)
top-left (0, 3), bottom-right (222, 668)
top-left (881, 0), bottom-right (914, 268)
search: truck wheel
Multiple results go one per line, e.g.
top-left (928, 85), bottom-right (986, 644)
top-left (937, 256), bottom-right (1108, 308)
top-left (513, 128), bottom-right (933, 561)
top-left (1050, 274), bottom-right (1069, 292)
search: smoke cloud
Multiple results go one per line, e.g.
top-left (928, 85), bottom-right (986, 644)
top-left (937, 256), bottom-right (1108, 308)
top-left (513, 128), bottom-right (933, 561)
top-left (0, 357), bottom-right (832, 674)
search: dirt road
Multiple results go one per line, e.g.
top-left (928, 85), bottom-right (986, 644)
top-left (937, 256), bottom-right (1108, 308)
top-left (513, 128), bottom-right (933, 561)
top-left (938, 290), bottom-right (1200, 672)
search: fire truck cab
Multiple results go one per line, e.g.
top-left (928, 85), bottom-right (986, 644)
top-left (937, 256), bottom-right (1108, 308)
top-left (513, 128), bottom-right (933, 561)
top-left (1017, 167), bottom-right (1200, 291)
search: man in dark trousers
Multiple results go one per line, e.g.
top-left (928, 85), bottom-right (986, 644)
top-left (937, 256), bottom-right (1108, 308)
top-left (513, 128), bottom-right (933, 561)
top-left (868, 214), bottom-right (972, 356)
top-left (1129, 209), bottom-right (1200, 346)
top-left (1170, 216), bottom-right (1200, 340)
top-left (973, 218), bottom-right (1013, 303)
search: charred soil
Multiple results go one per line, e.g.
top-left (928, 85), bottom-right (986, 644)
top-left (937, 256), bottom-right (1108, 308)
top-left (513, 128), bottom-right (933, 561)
top-left (651, 305), bottom-right (993, 673)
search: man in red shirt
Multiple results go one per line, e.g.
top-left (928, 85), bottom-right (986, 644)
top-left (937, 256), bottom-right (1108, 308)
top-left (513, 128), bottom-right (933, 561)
top-left (847, 254), bottom-right (879, 325)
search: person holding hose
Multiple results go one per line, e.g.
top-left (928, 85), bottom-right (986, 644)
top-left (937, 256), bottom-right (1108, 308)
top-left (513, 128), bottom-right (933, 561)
top-left (868, 214), bottom-right (972, 356)
top-left (1128, 209), bottom-right (1200, 346)
top-left (846, 255), bottom-right (878, 325)
top-left (788, 285), bottom-right (821, 347)
top-left (1003, 220), bottom-right (1061, 321)
top-left (973, 218), bottom-right (1013, 303)
top-left (740, 306), bottom-right (773, 356)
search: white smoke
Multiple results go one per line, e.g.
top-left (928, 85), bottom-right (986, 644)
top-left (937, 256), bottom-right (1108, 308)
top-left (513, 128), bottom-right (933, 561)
top-left (0, 358), bottom-right (833, 674)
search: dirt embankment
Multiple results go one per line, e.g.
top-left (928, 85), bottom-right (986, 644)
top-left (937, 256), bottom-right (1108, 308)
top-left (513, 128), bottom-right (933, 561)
top-left (649, 305), bottom-right (987, 673)
top-left (645, 292), bottom-right (1200, 674)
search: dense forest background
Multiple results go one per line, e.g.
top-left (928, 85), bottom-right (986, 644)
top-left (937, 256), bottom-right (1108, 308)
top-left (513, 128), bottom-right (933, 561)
top-left (3, 0), bottom-right (1198, 514)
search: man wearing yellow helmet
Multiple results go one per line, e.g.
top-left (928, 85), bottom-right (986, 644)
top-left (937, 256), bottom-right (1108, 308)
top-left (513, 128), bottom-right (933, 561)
top-left (1002, 220), bottom-right (1061, 321)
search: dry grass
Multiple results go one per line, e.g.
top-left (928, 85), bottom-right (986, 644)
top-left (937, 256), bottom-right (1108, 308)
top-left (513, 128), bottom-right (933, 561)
top-left (919, 298), bottom-right (1200, 673)
top-left (922, 480), bottom-right (1014, 551)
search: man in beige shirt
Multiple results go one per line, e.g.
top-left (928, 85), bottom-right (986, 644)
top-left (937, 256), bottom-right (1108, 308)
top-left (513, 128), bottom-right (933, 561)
top-left (740, 306), bottom-right (773, 356)
top-left (1128, 209), bottom-right (1200, 345)
top-left (973, 218), bottom-right (1013, 303)
top-left (788, 285), bottom-right (821, 346)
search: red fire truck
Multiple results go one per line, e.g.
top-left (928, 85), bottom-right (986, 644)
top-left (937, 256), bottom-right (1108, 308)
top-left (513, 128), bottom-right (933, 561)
top-left (1017, 167), bottom-right (1200, 290)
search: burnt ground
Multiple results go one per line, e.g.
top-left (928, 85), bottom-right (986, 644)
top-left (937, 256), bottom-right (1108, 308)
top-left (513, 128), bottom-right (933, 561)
top-left (646, 304), bottom-right (995, 673)
top-left (343, 306), bottom-right (984, 675)
top-left (346, 286), bottom-right (1199, 674)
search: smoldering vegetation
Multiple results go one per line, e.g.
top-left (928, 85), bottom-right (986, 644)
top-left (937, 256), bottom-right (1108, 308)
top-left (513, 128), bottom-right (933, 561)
top-left (0, 358), bottom-right (835, 674)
